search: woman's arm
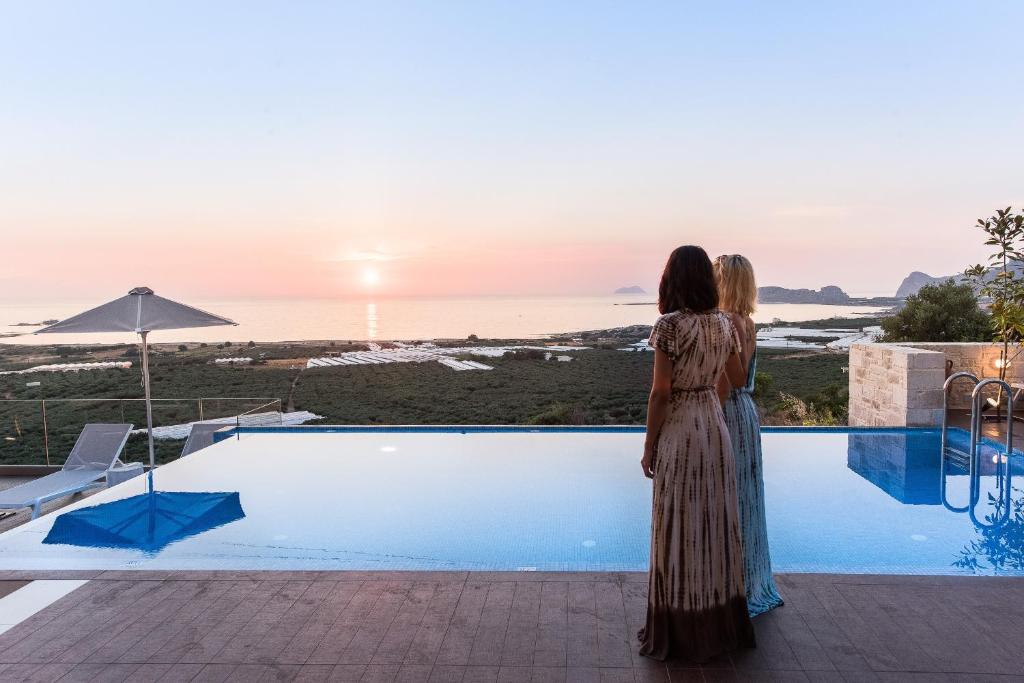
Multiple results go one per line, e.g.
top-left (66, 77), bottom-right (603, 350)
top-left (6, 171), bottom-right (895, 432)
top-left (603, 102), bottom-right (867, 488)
top-left (723, 350), bottom-right (746, 389)
top-left (717, 315), bottom-right (751, 402)
top-left (731, 313), bottom-right (753, 384)
top-left (641, 348), bottom-right (673, 478)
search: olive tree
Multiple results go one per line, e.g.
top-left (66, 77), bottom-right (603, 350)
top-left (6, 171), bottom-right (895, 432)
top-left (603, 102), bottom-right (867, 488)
top-left (881, 281), bottom-right (989, 343)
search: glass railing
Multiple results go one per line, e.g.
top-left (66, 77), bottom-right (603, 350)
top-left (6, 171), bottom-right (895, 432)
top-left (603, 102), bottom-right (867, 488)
top-left (0, 397), bottom-right (282, 467)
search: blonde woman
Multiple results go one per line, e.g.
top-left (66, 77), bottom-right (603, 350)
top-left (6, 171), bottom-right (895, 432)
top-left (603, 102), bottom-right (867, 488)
top-left (714, 254), bottom-right (784, 617)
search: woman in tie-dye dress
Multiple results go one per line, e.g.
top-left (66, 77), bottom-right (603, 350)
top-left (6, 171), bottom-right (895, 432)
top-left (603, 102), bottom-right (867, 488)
top-left (638, 245), bottom-right (755, 662)
top-left (714, 254), bottom-right (784, 617)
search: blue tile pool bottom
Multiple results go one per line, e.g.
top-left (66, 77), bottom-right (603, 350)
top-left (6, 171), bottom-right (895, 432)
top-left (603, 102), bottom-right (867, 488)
top-left (0, 426), bottom-right (1021, 575)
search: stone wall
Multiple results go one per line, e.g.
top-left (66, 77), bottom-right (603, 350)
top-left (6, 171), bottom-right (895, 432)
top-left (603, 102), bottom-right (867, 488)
top-left (902, 343), bottom-right (1024, 410)
top-left (848, 342), bottom-right (1024, 427)
top-left (848, 344), bottom-right (945, 427)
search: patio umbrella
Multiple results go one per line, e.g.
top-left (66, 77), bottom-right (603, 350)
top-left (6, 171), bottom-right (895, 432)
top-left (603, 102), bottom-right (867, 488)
top-left (42, 487), bottom-right (245, 553)
top-left (36, 287), bottom-right (236, 470)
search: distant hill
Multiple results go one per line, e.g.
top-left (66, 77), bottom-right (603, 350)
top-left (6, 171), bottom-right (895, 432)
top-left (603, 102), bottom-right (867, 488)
top-left (895, 272), bottom-right (955, 298)
top-left (758, 285), bottom-right (900, 306)
top-left (614, 286), bottom-right (646, 295)
top-left (893, 262), bottom-right (1024, 298)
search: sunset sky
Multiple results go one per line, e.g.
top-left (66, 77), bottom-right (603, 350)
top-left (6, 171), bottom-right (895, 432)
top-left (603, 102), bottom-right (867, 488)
top-left (2, 1), bottom-right (1022, 301)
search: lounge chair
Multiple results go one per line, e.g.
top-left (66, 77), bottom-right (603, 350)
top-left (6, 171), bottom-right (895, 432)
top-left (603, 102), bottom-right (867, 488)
top-left (0, 424), bottom-right (133, 519)
top-left (180, 422), bottom-right (228, 457)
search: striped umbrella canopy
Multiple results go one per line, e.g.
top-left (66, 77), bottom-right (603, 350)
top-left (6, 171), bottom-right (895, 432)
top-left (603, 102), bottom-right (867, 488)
top-left (37, 288), bottom-right (236, 471)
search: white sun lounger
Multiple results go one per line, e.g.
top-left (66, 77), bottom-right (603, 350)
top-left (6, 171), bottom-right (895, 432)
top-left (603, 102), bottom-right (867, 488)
top-left (0, 423), bottom-right (133, 519)
top-left (180, 422), bottom-right (229, 457)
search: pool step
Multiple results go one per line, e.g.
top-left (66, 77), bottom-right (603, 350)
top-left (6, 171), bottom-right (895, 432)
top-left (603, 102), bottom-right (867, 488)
top-left (943, 446), bottom-right (971, 472)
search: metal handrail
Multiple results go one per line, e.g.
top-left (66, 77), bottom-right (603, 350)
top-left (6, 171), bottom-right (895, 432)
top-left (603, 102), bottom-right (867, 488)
top-left (0, 396), bottom-right (280, 466)
top-left (940, 378), bottom-right (1017, 526)
top-left (968, 454), bottom-right (1013, 530)
top-left (234, 399), bottom-right (285, 434)
top-left (971, 379), bottom-right (1014, 461)
top-left (956, 379), bottom-right (1016, 530)
top-left (941, 371), bottom-right (979, 455)
top-left (0, 397), bottom-right (280, 403)
top-left (940, 372), bottom-right (979, 513)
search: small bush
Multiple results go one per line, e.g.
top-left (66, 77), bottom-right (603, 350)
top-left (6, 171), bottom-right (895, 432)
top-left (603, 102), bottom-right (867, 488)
top-left (529, 402), bottom-right (587, 425)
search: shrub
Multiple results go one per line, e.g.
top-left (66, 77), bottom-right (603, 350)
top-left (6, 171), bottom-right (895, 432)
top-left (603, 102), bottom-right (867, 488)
top-left (529, 402), bottom-right (587, 425)
top-left (507, 349), bottom-right (546, 361)
top-left (881, 281), bottom-right (990, 342)
top-left (776, 392), bottom-right (844, 426)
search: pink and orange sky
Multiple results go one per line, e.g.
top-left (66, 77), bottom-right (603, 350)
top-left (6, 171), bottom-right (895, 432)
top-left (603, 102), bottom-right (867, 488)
top-left (2, 2), bottom-right (1022, 302)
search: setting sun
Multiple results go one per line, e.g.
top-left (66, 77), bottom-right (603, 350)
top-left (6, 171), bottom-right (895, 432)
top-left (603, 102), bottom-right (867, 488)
top-left (361, 267), bottom-right (381, 288)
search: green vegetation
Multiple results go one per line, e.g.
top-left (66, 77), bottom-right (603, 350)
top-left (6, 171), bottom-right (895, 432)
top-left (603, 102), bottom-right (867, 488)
top-left (757, 316), bottom-right (885, 330)
top-left (754, 348), bottom-right (849, 424)
top-left (880, 281), bottom-right (989, 343)
top-left (964, 206), bottom-right (1024, 383)
top-left (0, 322), bottom-right (859, 465)
top-left (292, 350), bottom-right (652, 425)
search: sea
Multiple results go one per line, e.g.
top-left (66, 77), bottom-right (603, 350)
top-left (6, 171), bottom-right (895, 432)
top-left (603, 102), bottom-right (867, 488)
top-left (0, 296), bottom-right (887, 346)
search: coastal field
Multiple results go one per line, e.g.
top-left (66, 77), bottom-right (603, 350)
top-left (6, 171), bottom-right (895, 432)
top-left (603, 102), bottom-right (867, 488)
top-left (0, 321), bottom-right (861, 466)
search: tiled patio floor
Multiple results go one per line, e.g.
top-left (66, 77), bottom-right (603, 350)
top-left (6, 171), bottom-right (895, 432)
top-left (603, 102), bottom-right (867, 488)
top-left (0, 571), bottom-right (1020, 682)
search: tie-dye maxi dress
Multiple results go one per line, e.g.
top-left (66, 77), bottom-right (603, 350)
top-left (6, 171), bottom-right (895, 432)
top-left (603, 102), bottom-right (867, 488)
top-left (724, 349), bottom-right (785, 617)
top-left (638, 310), bottom-right (756, 662)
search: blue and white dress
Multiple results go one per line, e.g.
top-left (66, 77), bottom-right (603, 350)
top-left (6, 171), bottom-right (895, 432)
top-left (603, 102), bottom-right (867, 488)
top-left (723, 349), bottom-right (784, 617)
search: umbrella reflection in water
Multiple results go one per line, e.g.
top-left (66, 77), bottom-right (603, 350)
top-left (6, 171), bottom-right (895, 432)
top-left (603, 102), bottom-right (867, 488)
top-left (43, 476), bottom-right (244, 553)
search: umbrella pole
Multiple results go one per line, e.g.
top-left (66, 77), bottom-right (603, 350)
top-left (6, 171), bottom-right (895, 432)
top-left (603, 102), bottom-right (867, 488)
top-left (140, 331), bottom-right (156, 472)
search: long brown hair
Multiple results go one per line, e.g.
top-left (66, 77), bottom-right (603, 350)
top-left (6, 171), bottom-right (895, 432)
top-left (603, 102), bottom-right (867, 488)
top-left (658, 245), bottom-right (719, 314)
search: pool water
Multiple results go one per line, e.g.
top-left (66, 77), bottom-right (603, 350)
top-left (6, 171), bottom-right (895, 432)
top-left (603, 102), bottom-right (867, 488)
top-left (0, 427), bottom-right (1019, 574)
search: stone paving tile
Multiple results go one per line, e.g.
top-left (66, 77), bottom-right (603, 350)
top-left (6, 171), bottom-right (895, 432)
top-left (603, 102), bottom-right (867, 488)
top-left (155, 662), bottom-right (206, 682)
top-left (468, 582), bottom-right (516, 667)
top-left (373, 583), bottom-right (438, 665)
top-left (404, 581), bottom-right (464, 666)
top-left (0, 573), bottom-right (1020, 680)
top-left (121, 663), bottom-right (175, 683)
top-left (278, 582), bottom-right (365, 665)
top-left (117, 580), bottom-right (237, 664)
top-left (307, 582), bottom-right (391, 665)
top-left (56, 661), bottom-right (141, 682)
top-left (339, 582), bottom-right (414, 665)
top-left (434, 581), bottom-right (488, 667)
top-left (217, 580), bottom-right (315, 664)
top-left (177, 580), bottom-right (294, 664)
top-left (148, 580), bottom-right (265, 665)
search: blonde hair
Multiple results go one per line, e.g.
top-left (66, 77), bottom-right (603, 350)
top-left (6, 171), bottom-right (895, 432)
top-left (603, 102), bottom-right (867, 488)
top-left (714, 254), bottom-right (758, 316)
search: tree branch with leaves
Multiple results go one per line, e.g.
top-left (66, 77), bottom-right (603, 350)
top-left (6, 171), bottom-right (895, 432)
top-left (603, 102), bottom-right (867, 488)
top-left (964, 207), bottom-right (1024, 383)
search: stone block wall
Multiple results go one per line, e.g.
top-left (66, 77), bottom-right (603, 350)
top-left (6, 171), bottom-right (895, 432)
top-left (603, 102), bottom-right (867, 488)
top-left (902, 343), bottom-right (1024, 410)
top-left (848, 342), bottom-right (1024, 427)
top-left (848, 344), bottom-right (945, 427)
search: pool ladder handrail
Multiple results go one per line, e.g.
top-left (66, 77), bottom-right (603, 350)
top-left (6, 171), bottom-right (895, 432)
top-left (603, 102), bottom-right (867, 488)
top-left (939, 373), bottom-right (1015, 526)
top-left (940, 373), bottom-right (979, 513)
top-left (940, 371), bottom-right (979, 459)
top-left (969, 378), bottom-right (1014, 463)
top-left (967, 379), bottom-right (1014, 529)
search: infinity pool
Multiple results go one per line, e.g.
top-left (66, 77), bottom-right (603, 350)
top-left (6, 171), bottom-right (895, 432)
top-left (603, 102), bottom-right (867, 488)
top-left (0, 426), bottom-right (1019, 574)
